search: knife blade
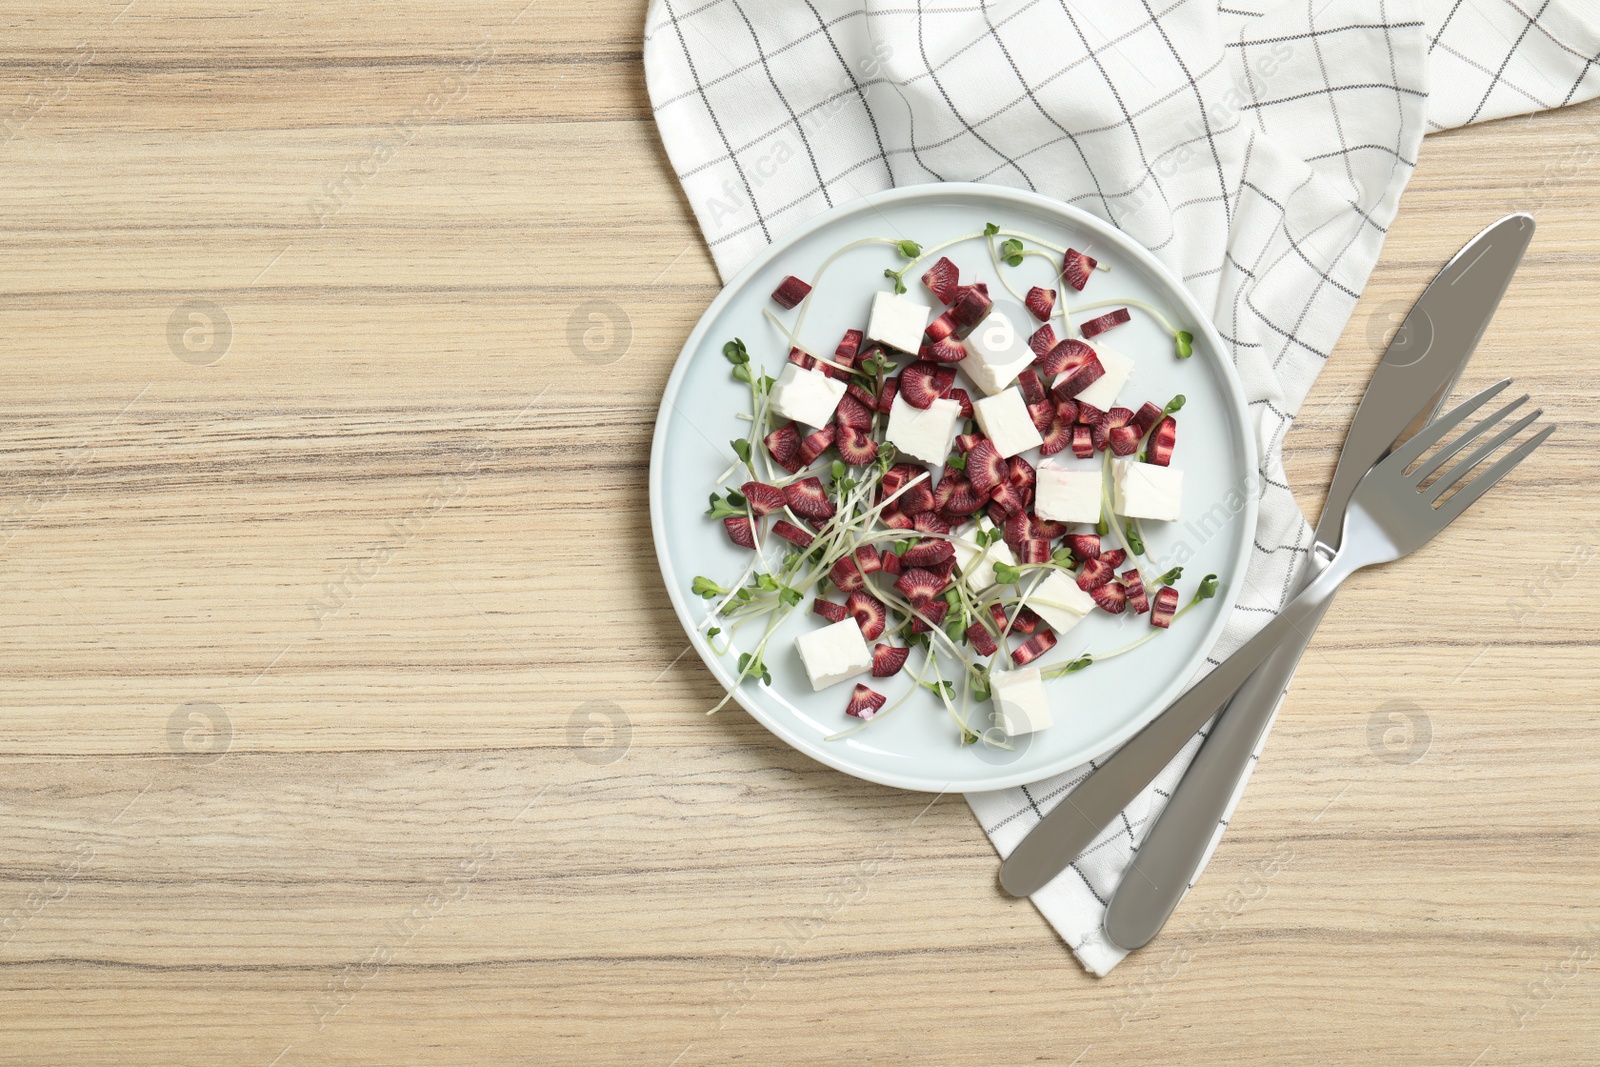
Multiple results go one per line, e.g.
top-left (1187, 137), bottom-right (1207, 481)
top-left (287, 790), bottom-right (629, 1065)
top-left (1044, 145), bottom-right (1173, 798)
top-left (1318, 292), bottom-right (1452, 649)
top-left (999, 214), bottom-right (1536, 904)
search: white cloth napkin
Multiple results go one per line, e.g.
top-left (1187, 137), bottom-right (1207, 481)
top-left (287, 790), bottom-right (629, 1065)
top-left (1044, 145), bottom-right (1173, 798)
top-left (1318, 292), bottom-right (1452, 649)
top-left (644, 0), bottom-right (1600, 975)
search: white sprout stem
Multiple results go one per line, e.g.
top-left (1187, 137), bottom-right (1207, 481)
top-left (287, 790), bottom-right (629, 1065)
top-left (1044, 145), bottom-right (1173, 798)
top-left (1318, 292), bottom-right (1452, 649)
top-left (762, 308), bottom-right (855, 373)
top-left (790, 236), bottom-right (901, 342)
top-left (1068, 297), bottom-right (1179, 337)
top-left (824, 650), bottom-right (935, 741)
top-left (1133, 518), bottom-right (1161, 572)
top-left (984, 234), bottom-right (1033, 306)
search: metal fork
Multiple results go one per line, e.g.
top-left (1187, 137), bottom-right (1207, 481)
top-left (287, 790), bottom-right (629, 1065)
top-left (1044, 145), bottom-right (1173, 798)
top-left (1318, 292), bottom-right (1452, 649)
top-left (999, 378), bottom-right (1555, 898)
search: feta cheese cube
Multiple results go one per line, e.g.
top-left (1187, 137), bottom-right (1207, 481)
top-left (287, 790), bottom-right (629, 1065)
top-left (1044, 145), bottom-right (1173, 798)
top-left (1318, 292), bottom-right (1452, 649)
top-left (990, 667), bottom-right (1053, 736)
top-left (1069, 341), bottom-right (1135, 411)
top-left (866, 291), bottom-right (932, 355)
top-left (794, 617), bottom-right (873, 691)
top-left (951, 523), bottom-right (1017, 592)
top-left (1034, 466), bottom-right (1103, 524)
top-left (971, 387), bottom-right (1043, 459)
top-left (1027, 571), bottom-right (1096, 634)
top-left (768, 364), bottom-right (846, 429)
top-left (885, 393), bottom-right (961, 466)
top-left (1113, 458), bottom-right (1184, 521)
top-left (964, 304), bottom-right (1036, 395)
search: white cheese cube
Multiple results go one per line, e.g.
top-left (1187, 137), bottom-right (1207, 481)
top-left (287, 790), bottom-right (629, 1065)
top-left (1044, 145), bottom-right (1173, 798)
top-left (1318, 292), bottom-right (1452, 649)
top-left (951, 523), bottom-right (1016, 592)
top-left (885, 393), bottom-right (961, 466)
top-left (866, 291), bottom-right (932, 355)
top-left (990, 667), bottom-right (1053, 736)
top-left (971, 387), bottom-right (1043, 459)
top-left (964, 304), bottom-right (1036, 395)
top-left (1069, 341), bottom-right (1135, 411)
top-left (1035, 466), bottom-right (1103, 524)
top-left (768, 364), bottom-right (846, 429)
top-left (1113, 458), bottom-right (1184, 521)
top-left (1027, 571), bottom-right (1096, 635)
top-left (794, 617), bottom-right (873, 691)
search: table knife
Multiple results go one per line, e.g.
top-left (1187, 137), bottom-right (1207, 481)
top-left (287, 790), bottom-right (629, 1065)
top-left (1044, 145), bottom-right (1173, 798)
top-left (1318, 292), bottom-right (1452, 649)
top-left (998, 213), bottom-right (1536, 904)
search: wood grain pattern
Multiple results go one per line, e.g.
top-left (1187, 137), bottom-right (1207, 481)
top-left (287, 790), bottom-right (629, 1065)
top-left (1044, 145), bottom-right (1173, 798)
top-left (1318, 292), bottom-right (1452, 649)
top-left (1, 4), bottom-right (1597, 1064)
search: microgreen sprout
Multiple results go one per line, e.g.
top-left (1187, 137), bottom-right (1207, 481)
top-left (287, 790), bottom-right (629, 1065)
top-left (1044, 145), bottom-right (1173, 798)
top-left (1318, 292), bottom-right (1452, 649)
top-left (897, 239), bottom-right (923, 259)
top-left (883, 267), bottom-right (909, 295)
top-left (999, 238), bottom-right (1025, 267)
top-left (706, 491), bottom-right (747, 520)
top-left (1164, 394), bottom-right (1186, 416)
top-left (1124, 521), bottom-right (1146, 556)
top-left (993, 562), bottom-right (1022, 586)
top-left (730, 439), bottom-right (752, 466)
top-left (983, 222), bottom-right (1000, 236)
top-left (737, 651), bottom-right (772, 686)
top-left (692, 576), bottom-right (727, 599)
top-left (1175, 331), bottom-right (1193, 358)
top-left (1196, 574), bottom-right (1220, 600)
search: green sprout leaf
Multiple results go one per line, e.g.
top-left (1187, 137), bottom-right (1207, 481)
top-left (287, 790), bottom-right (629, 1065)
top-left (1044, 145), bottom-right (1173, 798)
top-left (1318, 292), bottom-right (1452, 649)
top-left (993, 562), bottom-right (1022, 586)
top-left (691, 576), bottom-right (726, 599)
top-left (1064, 655), bottom-right (1093, 673)
top-left (1157, 566), bottom-right (1184, 586)
top-left (706, 493), bottom-right (747, 520)
top-left (731, 439), bottom-right (752, 465)
top-left (778, 586), bottom-right (803, 608)
top-left (1052, 547), bottom-right (1075, 565)
top-left (1196, 574), bottom-right (1220, 601)
top-left (1175, 331), bottom-right (1193, 358)
top-left (946, 452), bottom-right (967, 470)
top-left (999, 238), bottom-right (1025, 267)
top-left (732, 363), bottom-right (752, 384)
top-left (705, 626), bottom-right (720, 638)
top-left (897, 239), bottom-right (922, 259)
top-left (983, 222), bottom-right (1000, 237)
top-left (754, 574), bottom-right (779, 592)
top-left (1124, 522), bottom-right (1146, 556)
top-left (1095, 516), bottom-right (1109, 537)
top-left (1164, 393), bottom-right (1186, 416)
top-left (883, 267), bottom-right (908, 295)
top-left (722, 338), bottom-right (749, 365)
top-left (831, 460), bottom-right (846, 481)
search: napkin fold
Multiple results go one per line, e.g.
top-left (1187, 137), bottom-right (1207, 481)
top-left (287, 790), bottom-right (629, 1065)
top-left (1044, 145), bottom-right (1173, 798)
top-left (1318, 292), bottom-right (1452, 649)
top-left (644, 0), bottom-right (1600, 975)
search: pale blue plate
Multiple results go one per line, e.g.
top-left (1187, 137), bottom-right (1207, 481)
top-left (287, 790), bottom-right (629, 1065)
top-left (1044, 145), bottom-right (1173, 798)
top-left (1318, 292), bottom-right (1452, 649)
top-left (649, 184), bottom-right (1256, 793)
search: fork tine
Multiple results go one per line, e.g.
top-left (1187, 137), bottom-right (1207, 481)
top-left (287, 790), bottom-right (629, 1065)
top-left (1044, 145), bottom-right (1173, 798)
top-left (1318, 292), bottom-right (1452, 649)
top-left (1410, 395), bottom-right (1529, 485)
top-left (1425, 407), bottom-right (1543, 502)
top-left (1385, 378), bottom-right (1512, 471)
top-left (1434, 424), bottom-right (1556, 524)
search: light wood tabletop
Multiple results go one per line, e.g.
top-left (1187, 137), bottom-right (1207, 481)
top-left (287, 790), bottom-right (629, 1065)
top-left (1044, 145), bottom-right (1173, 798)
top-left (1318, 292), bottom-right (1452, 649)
top-left (2, 4), bottom-right (1598, 1065)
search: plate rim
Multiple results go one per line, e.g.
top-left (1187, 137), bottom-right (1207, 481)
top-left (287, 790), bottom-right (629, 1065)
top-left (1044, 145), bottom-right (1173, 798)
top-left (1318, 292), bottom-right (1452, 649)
top-left (648, 182), bottom-right (1259, 793)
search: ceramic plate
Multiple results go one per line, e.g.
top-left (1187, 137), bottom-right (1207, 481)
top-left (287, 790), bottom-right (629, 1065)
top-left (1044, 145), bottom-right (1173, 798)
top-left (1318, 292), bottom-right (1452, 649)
top-left (649, 184), bottom-right (1256, 793)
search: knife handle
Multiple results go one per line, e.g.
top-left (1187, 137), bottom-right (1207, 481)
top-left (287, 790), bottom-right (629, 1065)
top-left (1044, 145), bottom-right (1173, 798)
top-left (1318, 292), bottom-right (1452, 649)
top-left (1100, 558), bottom-right (1330, 949)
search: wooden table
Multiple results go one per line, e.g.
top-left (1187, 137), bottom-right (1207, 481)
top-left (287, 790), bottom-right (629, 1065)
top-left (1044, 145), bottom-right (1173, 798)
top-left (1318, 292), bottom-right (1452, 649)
top-left (2, 4), bottom-right (1597, 1064)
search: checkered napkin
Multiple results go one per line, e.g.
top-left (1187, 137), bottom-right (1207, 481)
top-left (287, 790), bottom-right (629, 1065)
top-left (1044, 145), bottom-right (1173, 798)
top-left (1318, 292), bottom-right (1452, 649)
top-left (644, 0), bottom-right (1600, 975)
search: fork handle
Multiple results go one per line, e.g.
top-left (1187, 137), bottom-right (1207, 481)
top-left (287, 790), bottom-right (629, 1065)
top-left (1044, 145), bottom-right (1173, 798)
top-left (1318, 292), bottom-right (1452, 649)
top-left (997, 550), bottom-right (1359, 898)
top-left (1101, 574), bottom-right (1332, 949)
